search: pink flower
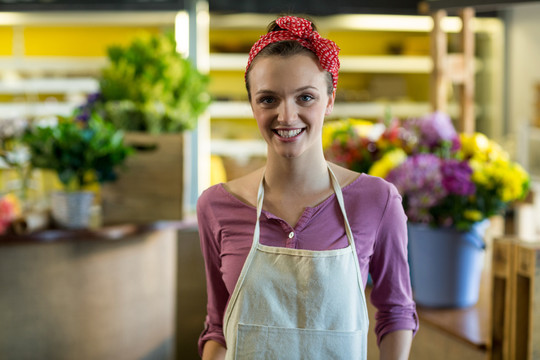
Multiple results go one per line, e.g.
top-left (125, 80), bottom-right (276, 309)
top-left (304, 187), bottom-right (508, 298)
top-left (0, 194), bottom-right (20, 235)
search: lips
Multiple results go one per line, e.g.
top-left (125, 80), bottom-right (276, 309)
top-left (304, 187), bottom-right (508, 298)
top-left (273, 128), bottom-right (305, 139)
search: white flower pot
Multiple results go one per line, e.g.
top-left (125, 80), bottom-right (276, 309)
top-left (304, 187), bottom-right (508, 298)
top-left (50, 191), bottom-right (94, 229)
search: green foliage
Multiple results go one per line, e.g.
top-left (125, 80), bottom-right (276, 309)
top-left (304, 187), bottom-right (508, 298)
top-left (99, 31), bottom-right (211, 133)
top-left (23, 114), bottom-right (133, 191)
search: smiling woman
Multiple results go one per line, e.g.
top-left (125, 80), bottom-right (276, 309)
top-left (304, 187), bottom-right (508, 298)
top-left (197, 15), bottom-right (418, 360)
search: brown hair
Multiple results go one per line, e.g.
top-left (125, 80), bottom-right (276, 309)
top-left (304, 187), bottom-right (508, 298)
top-left (245, 18), bottom-right (334, 100)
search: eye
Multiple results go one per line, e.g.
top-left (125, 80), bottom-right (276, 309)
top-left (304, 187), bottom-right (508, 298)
top-left (257, 96), bottom-right (275, 105)
top-left (299, 94), bottom-right (315, 103)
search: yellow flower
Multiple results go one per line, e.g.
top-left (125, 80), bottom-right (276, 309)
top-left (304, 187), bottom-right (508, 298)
top-left (497, 162), bottom-right (529, 202)
top-left (464, 209), bottom-right (483, 222)
top-left (322, 118), bottom-right (373, 149)
top-left (460, 132), bottom-right (490, 159)
top-left (486, 140), bottom-right (509, 162)
top-left (350, 119), bottom-right (380, 140)
top-left (368, 148), bottom-right (408, 178)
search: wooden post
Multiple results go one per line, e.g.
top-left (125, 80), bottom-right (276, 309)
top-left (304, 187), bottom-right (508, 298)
top-left (491, 237), bottom-right (517, 360)
top-left (430, 9), bottom-right (448, 114)
top-left (512, 241), bottom-right (540, 360)
top-left (459, 7), bottom-right (475, 133)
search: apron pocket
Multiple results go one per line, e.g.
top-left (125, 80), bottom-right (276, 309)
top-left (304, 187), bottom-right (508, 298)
top-left (235, 323), bottom-right (366, 360)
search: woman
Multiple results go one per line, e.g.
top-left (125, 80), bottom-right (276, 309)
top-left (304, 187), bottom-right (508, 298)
top-left (197, 16), bottom-right (418, 360)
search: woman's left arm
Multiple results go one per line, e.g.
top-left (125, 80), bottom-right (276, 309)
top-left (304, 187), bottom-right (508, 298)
top-left (379, 330), bottom-right (413, 360)
top-left (368, 183), bottom-right (419, 356)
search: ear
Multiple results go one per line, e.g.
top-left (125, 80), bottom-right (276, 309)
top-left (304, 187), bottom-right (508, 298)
top-left (325, 90), bottom-right (336, 116)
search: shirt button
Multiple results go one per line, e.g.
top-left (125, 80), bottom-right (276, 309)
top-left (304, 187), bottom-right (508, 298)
top-left (288, 232), bottom-right (294, 238)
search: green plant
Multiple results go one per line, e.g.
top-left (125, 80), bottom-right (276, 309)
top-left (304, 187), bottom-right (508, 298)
top-left (97, 31), bottom-right (211, 133)
top-left (23, 114), bottom-right (133, 191)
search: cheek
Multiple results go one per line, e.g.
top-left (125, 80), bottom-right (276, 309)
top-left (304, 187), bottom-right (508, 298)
top-left (253, 109), bottom-right (272, 133)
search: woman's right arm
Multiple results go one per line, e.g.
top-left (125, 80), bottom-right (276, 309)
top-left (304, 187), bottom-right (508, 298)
top-left (202, 340), bottom-right (227, 360)
top-left (197, 189), bottom-right (229, 357)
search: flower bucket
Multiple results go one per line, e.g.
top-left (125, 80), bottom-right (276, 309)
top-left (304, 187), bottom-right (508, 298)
top-left (407, 221), bottom-right (489, 308)
top-left (50, 191), bottom-right (94, 229)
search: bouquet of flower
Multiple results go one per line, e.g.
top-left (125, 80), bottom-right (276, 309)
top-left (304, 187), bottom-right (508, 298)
top-left (323, 112), bottom-right (530, 231)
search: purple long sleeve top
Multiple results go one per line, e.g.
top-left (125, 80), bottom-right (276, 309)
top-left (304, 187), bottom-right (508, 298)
top-left (197, 173), bottom-right (418, 355)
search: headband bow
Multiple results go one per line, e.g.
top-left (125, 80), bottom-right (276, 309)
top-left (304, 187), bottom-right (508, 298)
top-left (245, 16), bottom-right (341, 89)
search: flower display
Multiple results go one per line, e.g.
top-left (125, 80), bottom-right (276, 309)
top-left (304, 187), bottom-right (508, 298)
top-left (323, 112), bottom-right (530, 230)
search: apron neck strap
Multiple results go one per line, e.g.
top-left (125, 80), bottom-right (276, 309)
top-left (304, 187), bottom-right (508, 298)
top-left (253, 164), bottom-right (357, 251)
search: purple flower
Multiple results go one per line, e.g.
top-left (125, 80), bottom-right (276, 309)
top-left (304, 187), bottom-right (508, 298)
top-left (402, 112), bottom-right (460, 153)
top-left (441, 159), bottom-right (476, 196)
top-left (419, 112), bottom-right (458, 147)
top-left (386, 153), bottom-right (447, 223)
top-left (87, 92), bottom-right (102, 104)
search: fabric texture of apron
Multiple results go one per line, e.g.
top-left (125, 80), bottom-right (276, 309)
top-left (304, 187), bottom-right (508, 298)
top-left (223, 165), bottom-right (369, 360)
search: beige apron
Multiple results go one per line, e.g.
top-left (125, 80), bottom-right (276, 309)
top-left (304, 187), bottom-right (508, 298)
top-left (223, 166), bottom-right (369, 360)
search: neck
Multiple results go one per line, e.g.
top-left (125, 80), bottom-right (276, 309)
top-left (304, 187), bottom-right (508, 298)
top-left (264, 148), bottom-right (330, 195)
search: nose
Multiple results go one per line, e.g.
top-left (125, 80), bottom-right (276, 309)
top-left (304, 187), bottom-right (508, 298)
top-left (276, 99), bottom-right (298, 124)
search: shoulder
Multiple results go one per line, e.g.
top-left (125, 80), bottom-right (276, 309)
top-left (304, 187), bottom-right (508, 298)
top-left (338, 168), bottom-right (402, 218)
top-left (197, 183), bottom-right (228, 219)
top-left (222, 167), bottom-right (265, 208)
top-left (327, 162), bottom-right (360, 188)
top-left (328, 161), bottom-right (399, 198)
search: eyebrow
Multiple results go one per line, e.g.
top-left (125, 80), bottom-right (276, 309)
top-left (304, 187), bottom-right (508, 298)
top-left (255, 85), bottom-right (319, 96)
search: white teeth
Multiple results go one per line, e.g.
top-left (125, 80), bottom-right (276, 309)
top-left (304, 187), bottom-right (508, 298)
top-left (276, 129), bottom-right (302, 138)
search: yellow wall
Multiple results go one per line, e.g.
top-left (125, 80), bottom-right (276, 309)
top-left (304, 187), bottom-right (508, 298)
top-left (0, 27), bottom-right (13, 55)
top-left (23, 26), bottom-right (163, 56)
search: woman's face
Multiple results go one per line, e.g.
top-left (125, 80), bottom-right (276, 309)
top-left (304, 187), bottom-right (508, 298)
top-left (248, 54), bottom-right (335, 159)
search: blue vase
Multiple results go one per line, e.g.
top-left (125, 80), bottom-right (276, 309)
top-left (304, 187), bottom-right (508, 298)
top-left (407, 221), bottom-right (489, 308)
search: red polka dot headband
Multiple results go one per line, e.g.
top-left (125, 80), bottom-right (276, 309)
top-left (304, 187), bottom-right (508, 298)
top-left (245, 16), bottom-right (341, 89)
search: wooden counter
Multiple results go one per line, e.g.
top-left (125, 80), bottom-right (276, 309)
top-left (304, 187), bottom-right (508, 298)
top-left (0, 221), bottom-right (194, 360)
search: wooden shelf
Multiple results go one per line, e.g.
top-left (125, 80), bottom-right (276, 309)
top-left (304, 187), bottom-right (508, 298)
top-left (209, 100), bottom-right (461, 119)
top-left (0, 56), bottom-right (107, 73)
top-left (0, 102), bottom-right (82, 117)
top-left (210, 13), bottom-right (465, 33)
top-left (210, 53), bottom-right (434, 73)
top-left (0, 77), bottom-right (99, 94)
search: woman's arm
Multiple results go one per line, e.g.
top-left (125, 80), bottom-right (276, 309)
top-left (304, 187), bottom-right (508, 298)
top-left (197, 190), bottom-right (229, 355)
top-left (369, 184), bottom-right (419, 347)
top-left (379, 330), bottom-right (413, 360)
top-left (202, 340), bottom-right (227, 360)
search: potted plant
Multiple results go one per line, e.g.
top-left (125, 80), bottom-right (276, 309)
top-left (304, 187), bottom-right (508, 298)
top-left (324, 112), bottom-right (530, 307)
top-left (22, 113), bottom-right (133, 229)
top-left (79, 31), bottom-right (211, 223)
top-left (97, 31), bottom-right (211, 134)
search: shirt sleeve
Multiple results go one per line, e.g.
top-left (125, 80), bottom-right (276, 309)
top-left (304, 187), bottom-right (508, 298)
top-left (197, 190), bottom-right (228, 355)
top-left (369, 184), bottom-right (419, 346)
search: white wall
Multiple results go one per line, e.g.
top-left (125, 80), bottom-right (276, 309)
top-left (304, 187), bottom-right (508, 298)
top-left (506, 2), bottom-right (540, 132)
top-left (505, 2), bottom-right (540, 179)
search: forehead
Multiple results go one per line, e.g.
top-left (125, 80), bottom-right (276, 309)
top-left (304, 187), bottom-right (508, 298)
top-left (248, 54), bottom-right (327, 92)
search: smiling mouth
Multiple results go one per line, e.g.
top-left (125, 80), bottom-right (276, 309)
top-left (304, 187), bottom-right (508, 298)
top-left (273, 128), bottom-right (305, 138)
